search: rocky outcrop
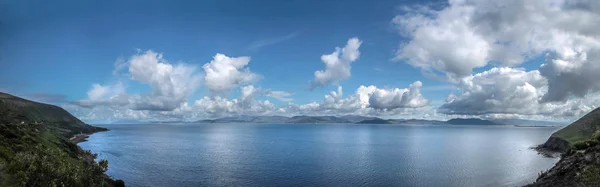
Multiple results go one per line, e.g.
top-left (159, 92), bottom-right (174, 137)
top-left (541, 136), bottom-right (572, 153)
top-left (528, 144), bottom-right (600, 186)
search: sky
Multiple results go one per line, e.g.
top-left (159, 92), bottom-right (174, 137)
top-left (1, 0), bottom-right (600, 123)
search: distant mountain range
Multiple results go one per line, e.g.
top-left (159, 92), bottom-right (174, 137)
top-left (108, 115), bottom-right (566, 127)
top-left (187, 115), bottom-right (561, 126)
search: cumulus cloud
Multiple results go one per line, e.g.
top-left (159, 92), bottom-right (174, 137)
top-left (75, 50), bottom-right (204, 111)
top-left (297, 81), bottom-right (429, 115)
top-left (264, 90), bottom-right (294, 102)
top-left (368, 81), bottom-right (429, 110)
top-left (190, 85), bottom-right (276, 118)
top-left (440, 67), bottom-right (595, 117)
top-left (540, 50), bottom-right (600, 102)
top-left (203, 54), bottom-right (261, 93)
top-left (74, 82), bottom-right (130, 108)
top-left (394, 0), bottom-right (600, 101)
top-left (309, 37), bottom-right (362, 90)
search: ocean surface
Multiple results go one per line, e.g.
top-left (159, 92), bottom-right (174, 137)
top-left (80, 123), bottom-right (561, 187)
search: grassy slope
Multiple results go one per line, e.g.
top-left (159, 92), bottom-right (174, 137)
top-left (0, 92), bottom-right (122, 187)
top-left (551, 108), bottom-right (600, 144)
top-left (529, 133), bottom-right (600, 186)
top-left (529, 108), bottom-right (600, 186)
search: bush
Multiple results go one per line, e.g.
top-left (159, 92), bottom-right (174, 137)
top-left (592, 130), bottom-right (600, 141)
top-left (587, 140), bottom-right (598, 148)
top-left (4, 146), bottom-right (112, 187)
top-left (114, 180), bottom-right (126, 187)
top-left (573, 141), bottom-right (589, 150)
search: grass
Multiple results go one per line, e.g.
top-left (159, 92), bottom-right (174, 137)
top-left (551, 108), bottom-right (600, 144)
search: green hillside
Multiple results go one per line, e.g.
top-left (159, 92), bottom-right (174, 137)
top-left (552, 108), bottom-right (600, 144)
top-left (530, 107), bottom-right (600, 186)
top-left (0, 92), bottom-right (123, 187)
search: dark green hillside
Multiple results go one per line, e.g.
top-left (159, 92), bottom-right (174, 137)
top-left (529, 130), bottom-right (600, 186)
top-left (530, 107), bottom-right (600, 186)
top-left (0, 92), bottom-right (122, 187)
top-left (540, 107), bottom-right (600, 152)
top-left (0, 92), bottom-right (106, 138)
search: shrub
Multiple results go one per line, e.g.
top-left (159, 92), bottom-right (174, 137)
top-left (573, 141), bottom-right (589, 150)
top-left (587, 140), bottom-right (598, 148)
top-left (592, 130), bottom-right (600, 141)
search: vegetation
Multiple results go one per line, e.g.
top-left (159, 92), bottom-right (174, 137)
top-left (551, 108), bottom-right (600, 144)
top-left (530, 130), bottom-right (600, 186)
top-left (0, 92), bottom-right (122, 187)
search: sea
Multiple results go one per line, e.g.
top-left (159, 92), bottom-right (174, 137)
top-left (79, 123), bottom-right (561, 187)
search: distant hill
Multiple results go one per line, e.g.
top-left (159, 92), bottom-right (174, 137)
top-left (357, 118), bottom-right (393, 124)
top-left (196, 115), bottom-right (353, 124)
top-left (340, 115), bottom-right (378, 123)
top-left (446, 118), bottom-right (502, 125)
top-left (540, 107), bottom-right (600, 152)
top-left (251, 116), bottom-right (290, 123)
top-left (491, 119), bottom-right (565, 127)
top-left (357, 118), bottom-right (445, 125)
top-left (196, 115), bottom-right (291, 123)
top-left (111, 119), bottom-right (145, 124)
top-left (197, 115), bottom-right (501, 126)
top-left (286, 116), bottom-right (350, 124)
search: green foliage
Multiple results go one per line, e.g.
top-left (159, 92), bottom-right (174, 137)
top-left (0, 123), bottom-right (122, 187)
top-left (4, 146), bottom-right (111, 187)
top-left (579, 165), bottom-right (600, 185)
top-left (587, 140), bottom-right (598, 148)
top-left (573, 141), bottom-right (589, 150)
top-left (592, 130), bottom-right (600, 141)
top-left (551, 108), bottom-right (600, 144)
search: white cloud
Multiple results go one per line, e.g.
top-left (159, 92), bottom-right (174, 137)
top-left (75, 50), bottom-right (204, 111)
top-left (368, 81), bottom-right (429, 110)
top-left (394, 0), bottom-right (600, 102)
top-left (203, 54), bottom-right (261, 93)
top-left (440, 67), bottom-right (595, 117)
top-left (264, 90), bottom-right (294, 102)
top-left (191, 85), bottom-right (276, 118)
top-left (297, 81), bottom-right (429, 115)
top-left (309, 37), bottom-right (362, 90)
top-left (75, 82), bottom-right (129, 108)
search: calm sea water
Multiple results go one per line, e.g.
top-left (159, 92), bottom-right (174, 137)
top-left (80, 123), bottom-right (560, 187)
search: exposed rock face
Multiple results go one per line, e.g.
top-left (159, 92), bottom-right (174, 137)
top-left (528, 144), bottom-right (600, 186)
top-left (541, 136), bottom-right (572, 153)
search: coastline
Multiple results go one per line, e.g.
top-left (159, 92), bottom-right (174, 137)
top-left (69, 127), bottom-right (110, 143)
top-left (69, 134), bottom-right (91, 143)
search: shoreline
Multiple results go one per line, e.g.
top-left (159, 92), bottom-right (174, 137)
top-left (69, 134), bottom-right (91, 143)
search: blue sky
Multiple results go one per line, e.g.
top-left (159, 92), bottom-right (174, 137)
top-left (1, 0), bottom-right (599, 122)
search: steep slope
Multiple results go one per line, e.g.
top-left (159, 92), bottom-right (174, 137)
top-left (529, 132), bottom-right (600, 186)
top-left (541, 107), bottom-right (600, 152)
top-left (0, 92), bottom-right (122, 186)
top-left (0, 92), bottom-right (106, 137)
